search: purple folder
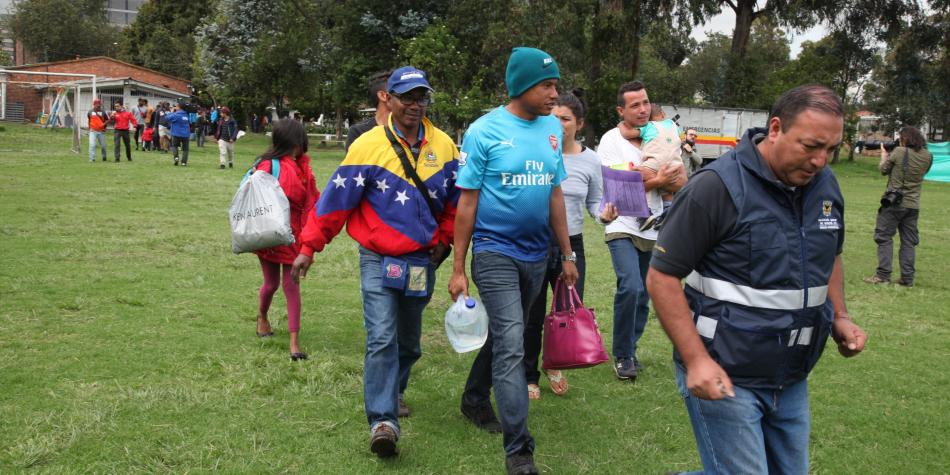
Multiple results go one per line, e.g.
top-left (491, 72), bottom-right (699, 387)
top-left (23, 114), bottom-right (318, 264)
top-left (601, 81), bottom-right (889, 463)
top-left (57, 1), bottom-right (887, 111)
top-left (600, 166), bottom-right (651, 217)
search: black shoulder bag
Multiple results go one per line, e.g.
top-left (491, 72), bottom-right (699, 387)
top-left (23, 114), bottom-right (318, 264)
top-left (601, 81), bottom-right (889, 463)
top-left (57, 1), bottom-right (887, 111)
top-left (383, 126), bottom-right (452, 266)
top-left (880, 148), bottom-right (909, 208)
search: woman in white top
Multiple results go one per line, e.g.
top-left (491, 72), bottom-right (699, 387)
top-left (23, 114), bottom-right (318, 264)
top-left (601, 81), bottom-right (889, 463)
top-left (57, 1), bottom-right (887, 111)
top-left (523, 90), bottom-right (618, 399)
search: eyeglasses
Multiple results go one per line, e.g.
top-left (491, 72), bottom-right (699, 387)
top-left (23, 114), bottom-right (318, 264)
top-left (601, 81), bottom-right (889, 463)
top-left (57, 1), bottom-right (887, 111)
top-left (392, 91), bottom-right (433, 107)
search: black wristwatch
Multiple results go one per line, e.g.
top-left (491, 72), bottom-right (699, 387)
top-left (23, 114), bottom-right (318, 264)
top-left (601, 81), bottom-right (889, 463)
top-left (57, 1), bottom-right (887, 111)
top-left (561, 251), bottom-right (577, 263)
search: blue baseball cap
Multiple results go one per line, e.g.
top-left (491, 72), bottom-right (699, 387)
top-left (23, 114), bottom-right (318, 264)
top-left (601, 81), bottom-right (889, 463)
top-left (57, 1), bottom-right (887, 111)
top-left (387, 66), bottom-right (433, 94)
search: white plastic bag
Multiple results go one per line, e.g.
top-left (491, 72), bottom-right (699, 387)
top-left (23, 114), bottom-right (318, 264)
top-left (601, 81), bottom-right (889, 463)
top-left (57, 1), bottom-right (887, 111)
top-left (445, 295), bottom-right (489, 353)
top-left (229, 170), bottom-right (294, 254)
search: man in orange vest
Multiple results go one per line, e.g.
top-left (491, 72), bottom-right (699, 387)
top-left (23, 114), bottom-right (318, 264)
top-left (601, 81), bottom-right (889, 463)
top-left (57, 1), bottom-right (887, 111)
top-left (87, 99), bottom-right (109, 162)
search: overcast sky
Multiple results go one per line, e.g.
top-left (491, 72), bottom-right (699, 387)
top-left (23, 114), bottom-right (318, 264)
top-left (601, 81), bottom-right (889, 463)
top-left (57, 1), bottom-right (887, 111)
top-left (690, 8), bottom-right (828, 58)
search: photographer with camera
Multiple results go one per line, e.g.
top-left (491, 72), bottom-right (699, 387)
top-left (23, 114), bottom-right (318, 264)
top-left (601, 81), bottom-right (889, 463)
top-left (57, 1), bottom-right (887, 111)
top-left (681, 128), bottom-right (702, 176)
top-left (864, 126), bottom-right (933, 287)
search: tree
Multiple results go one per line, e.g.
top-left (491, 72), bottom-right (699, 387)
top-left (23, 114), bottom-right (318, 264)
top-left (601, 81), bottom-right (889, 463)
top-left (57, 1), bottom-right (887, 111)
top-left (864, 2), bottom-right (949, 138)
top-left (685, 19), bottom-right (791, 109)
top-left (0, 49), bottom-right (12, 66)
top-left (9, 0), bottom-right (120, 62)
top-left (118, 0), bottom-right (212, 80)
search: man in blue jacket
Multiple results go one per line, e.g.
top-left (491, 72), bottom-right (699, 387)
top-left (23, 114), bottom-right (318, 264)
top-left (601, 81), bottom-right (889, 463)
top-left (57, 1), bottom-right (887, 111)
top-left (166, 101), bottom-right (192, 166)
top-left (647, 84), bottom-right (868, 475)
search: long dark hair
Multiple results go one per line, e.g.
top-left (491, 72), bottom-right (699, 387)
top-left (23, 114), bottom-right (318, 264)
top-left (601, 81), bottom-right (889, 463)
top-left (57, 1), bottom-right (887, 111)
top-left (259, 118), bottom-right (308, 161)
top-left (899, 126), bottom-right (926, 151)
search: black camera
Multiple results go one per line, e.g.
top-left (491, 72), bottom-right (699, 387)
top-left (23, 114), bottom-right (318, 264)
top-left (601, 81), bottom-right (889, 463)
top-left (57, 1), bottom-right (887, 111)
top-left (866, 140), bottom-right (898, 152)
top-left (880, 189), bottom-right (903, 208)
top-left (177, 100), bottom-right (199, 113)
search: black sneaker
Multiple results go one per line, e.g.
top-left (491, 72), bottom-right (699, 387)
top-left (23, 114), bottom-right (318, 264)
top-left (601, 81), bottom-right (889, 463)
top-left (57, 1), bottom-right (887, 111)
top-left (220, 164), bottom-right (226, 169)
top-left (173, 157), bottom-right (179, 166)
top-left (615, 357), bottom-right (638, 381)
top-left (652, 212), bottom-right (666, 232)
top-left (639, 214), bottom-right (658, 232)
top-left (228, 162), bottom-right (233, 168)
top-left (181, 162), bottom-right (188, 167)
top-left (370, 424), bottom-right (398, 458)
top-left (398, 399), bottom-right (411, 418)
top-left (896, 278), bottom-right (914, 287)
top-left (505, 450), bottom-right (539, 475)
top-left (461, 401), bottom-right (502, 433)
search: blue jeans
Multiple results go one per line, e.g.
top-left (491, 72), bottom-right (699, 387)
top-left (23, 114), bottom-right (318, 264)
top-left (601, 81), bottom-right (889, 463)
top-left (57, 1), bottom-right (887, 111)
top-left (358, 247), bottom-right (435, 436)
top-left (89, 131), bottom-right (107, 161)
top-left (675, 364), bottom-right (810, 475)
top-left (463, 252), bottom-right (546, 456)
top-left (607, 237), bottom-right (652, 359)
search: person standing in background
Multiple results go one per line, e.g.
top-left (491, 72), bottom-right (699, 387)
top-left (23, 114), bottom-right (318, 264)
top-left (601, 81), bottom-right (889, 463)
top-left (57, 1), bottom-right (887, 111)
top-left (87, 98), bottom-right (109, 162)
top-left (216, 107), bottom-right (238, 169)
top-left (111, 101), bottom-right (137, 162)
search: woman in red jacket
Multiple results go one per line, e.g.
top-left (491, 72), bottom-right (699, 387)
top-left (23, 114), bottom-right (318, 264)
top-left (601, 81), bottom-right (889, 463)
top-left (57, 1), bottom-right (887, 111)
top-left (253, 118), bottom-right (320, 360)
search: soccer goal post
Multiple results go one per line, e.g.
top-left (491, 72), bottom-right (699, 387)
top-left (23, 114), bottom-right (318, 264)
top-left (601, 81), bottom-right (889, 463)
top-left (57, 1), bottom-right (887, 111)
top-left (0, 69), bottom-right (97, 154)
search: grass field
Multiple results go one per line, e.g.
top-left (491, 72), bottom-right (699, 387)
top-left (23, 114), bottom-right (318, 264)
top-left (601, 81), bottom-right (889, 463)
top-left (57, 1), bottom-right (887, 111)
top-left (1, 122), bottom-right (948, 474)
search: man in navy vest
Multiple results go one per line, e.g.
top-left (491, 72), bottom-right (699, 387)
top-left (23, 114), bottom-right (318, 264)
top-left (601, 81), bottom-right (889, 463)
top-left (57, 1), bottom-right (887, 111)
top-left (647, 84), bottom-right (868, 474)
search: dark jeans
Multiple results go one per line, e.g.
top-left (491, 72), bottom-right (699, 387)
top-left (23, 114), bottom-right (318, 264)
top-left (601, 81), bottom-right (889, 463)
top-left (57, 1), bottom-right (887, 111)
top-left (874, 206), bottom-right (920, 284)
top-left (196, 126), bottom-right (206, 147)
top-left (463, 252), bottom-right (546, 456)
top-left (152, 127), bottom-right (161, 151)
top-left (523, 234), bottom-right (586, 385)
top-left (171, 136), bottom-right (190, 164)
top-left (133, 124), bottom-right (144, 148)
top-left (114, 129), bottom-right (132, 160)
top-left (607, 237), bottom-right (652, 359)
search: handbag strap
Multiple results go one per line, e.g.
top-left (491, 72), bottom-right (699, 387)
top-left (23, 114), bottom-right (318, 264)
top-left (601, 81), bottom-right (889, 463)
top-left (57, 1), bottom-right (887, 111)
top-left (383, 124), bottom-right (440, 221)
top-left (550, 280), bottom-right (577, 315)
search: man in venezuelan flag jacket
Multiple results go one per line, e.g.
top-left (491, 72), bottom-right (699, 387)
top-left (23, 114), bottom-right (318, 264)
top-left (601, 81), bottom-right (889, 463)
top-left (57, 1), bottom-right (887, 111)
top-left (291, 67), bottom-right (459, 458)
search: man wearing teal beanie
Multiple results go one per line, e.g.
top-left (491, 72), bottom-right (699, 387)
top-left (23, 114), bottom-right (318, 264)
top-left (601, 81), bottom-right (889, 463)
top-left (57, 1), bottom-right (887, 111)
top-left (449, 46), bottom-right (578, 475)
top-left (505, 46), bottom-right (561, 97)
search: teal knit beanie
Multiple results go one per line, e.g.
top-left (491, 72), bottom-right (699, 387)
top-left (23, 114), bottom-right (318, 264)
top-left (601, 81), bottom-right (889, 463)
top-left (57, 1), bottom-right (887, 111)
top-left (505, 47), bottom-right (560, 98)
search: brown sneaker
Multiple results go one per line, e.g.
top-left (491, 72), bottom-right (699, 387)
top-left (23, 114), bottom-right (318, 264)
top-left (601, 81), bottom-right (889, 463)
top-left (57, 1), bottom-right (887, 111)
top-left (398, 399), bottom-right (411, 418)
top-left (862, 275), bottom-right (889, 285)
top-left (896, 278), bottom-right (914, 287)
top-left (370, 424), bottom-right (398, 458)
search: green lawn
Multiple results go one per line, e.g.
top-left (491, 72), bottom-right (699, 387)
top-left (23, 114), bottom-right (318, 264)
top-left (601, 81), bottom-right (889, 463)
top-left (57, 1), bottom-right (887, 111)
top-left (0, 123), bottom-right (948, 474)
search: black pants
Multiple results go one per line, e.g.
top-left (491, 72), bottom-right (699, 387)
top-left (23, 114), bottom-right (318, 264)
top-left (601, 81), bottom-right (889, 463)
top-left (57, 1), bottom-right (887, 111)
top-left (171, 136), bottom-right (190, 164)
top-left (523, 233), bottom-right (587, 385)
top-left (114, 129), bottom-right (132, 160)
top-left (196, 126), bottom-right (206, 147)
top-left (151, 127), bottom-right (160, 151)
top-left (874, 206), bottom-right (920, 284)
top-left (133, 124), bottom-right (144, 148)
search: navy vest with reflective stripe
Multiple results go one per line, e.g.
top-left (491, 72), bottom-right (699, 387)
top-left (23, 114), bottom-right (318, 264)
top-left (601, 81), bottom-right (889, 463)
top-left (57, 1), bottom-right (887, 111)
top-left (675, 128), bottom-right (844, 389)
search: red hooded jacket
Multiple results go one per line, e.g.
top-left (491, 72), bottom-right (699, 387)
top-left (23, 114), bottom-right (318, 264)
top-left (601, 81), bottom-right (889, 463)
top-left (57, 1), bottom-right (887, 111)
top-left (253, 154), bottom-right (320, 264)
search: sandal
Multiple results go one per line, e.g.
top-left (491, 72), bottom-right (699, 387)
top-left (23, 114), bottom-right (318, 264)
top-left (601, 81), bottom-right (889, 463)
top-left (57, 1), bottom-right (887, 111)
top-left (545, 370), bottom-right (569, 396)
top-left (527, 384), bottom-right (541, 400)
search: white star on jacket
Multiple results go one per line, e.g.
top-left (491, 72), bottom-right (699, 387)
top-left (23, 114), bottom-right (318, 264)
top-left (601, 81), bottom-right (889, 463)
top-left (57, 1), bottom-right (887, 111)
top-left (354, 172), bottom-right (366, 187)
top-left (395, 190), bottom-right (410, 205)
top-left (428, 189), bottom-right (438, 199)
top-left (332, 174), bottom-right (347, 188)
top-left (376, 179), bottom-right (389, 192)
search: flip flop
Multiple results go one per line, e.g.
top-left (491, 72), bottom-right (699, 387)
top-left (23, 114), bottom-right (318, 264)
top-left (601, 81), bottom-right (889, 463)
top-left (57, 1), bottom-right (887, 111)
top-left (545, 370), bottom-right (569, 396)
top-left (256, 331), bottom-right (274, 338)
top-left (527, 384), bottom-right (541, 400)
top-left (290, 352), bottom-right (308, 361)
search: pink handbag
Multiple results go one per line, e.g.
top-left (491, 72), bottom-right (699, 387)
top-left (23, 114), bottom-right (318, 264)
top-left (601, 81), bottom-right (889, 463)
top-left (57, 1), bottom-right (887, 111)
top-left (541, 281), bottom-right (610, 370)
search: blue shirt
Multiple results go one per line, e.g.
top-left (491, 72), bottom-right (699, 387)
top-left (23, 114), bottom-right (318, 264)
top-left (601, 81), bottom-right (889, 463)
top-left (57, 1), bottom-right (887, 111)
top-left (456, 106), bottom-right (567, 261)
top-left (165, 110), bottom-right (191, 138)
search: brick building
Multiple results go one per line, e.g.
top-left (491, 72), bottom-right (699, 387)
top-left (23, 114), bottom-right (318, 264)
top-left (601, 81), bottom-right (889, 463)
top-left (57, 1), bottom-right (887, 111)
top-left (1, 56), bottom-right (189, 126)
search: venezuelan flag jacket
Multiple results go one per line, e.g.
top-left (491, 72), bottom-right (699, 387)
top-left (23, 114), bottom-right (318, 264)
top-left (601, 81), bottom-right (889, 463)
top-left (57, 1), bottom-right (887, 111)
top-left (299, 116), bottom-right (459, 257)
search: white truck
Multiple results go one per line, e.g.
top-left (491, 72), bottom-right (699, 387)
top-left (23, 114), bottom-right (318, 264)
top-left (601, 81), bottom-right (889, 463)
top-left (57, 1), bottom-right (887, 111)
top-left (661, 104), bottom-right (770, 161)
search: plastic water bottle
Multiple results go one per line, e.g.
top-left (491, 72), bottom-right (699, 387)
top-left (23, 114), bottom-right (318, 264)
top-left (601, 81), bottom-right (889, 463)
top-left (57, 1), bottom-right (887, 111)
top-left (445, 295), bottom-right (488, 353)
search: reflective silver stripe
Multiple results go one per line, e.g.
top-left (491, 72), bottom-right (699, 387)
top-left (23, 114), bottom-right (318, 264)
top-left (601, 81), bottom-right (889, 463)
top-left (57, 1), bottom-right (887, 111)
top-left (686, 271), bottom-right (828, 310)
